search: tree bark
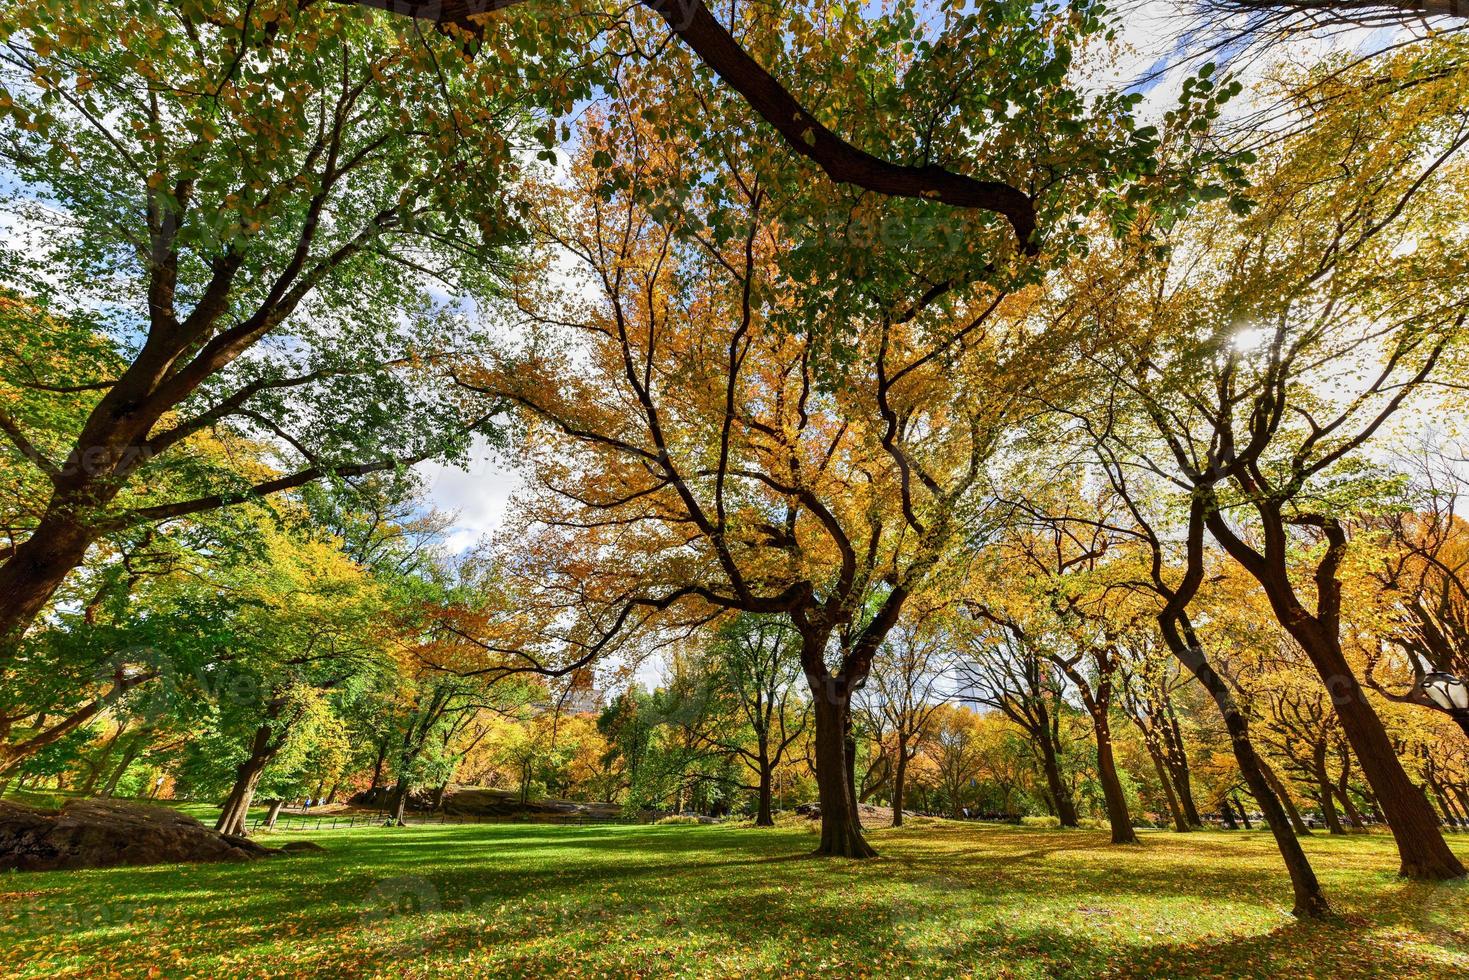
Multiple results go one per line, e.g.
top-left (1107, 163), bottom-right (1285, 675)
top-left (1234, 793), bottom-right (1253, 830)
top-left (369, 737), bottom-right (389, 791)
top-left (755, 763), bottom-right (775, 826)
top-left (215, 725), bottom-right (277, 836)
top-left (389, 776), bottom-right (410, 825)
top-left (1161, 705), bottom-right (1204, 827)
top-left (1163, 624), bottom-right (1331, 916)
top-left (1088, 705), bottom-right (1137, 844)
top-left (1208, 509), bottom-right (1466, 880)
top-left (891, 740), bottom-right (909, 829)
top-left (1148, 742), bottom-right (1190, 832)
top-left (99, 740), bottom-right (144, 798)
top-left (1036, 720), bottom-right (1079, 828)
top-left (264, 798), bottom-right (284, 830)
top-left (0, 515), bottom-right (97, 647)
top-left (810, 692), bottom-right (876, 858)
top-left (1314, 753), bottom-right (1347, 835)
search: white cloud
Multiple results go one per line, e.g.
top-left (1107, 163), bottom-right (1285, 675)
top-left (415, 435), bottom-right (524, 553)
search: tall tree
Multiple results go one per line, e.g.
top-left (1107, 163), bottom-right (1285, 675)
top-left (858, 616), bottom-right (950, 827)
top-left (1052, 44), bottom-right (1468, 880)
top-left (0, 1), bottom-right (515, 646)
top-left (699, 615), bottom-right (808, 826)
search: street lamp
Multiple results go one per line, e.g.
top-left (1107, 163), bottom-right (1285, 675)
top-left (1422, 672), bottom-right (1469, 712)
top-left (1421, 672), bottom-right (1469, 736)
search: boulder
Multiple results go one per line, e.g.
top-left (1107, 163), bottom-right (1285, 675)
top-left (0, 798), bottom-right (313, 872)
top-left (794, 801), bottom-right (905, 824)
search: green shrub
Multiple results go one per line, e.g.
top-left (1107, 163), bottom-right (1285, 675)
top-left (1078, 817), bottom-right (1107, 830)
top-left (655, 815), bottom-right (704, 825)
top-left (1021, 815), bottom-right (1060, 829)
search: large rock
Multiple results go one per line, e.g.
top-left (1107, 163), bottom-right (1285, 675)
top-left (0, 798), bottom-right (309, 872)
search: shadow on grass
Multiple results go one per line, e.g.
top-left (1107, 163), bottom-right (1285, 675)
top-left (2, 822), bottom-right (1465, 978)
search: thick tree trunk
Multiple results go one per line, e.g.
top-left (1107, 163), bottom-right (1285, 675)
top-left (811, 692), bottom-right (876, 858)
top-left (0, 516), bottom-right (97, 646)
top-left (389, 777), bottom-right (410, 825)
top-left (755, 762), bottom-right (775, 826)
top-left (264, 798), bottom-right (284, 830)
top-left (215, 725), bottom-right (276, 836)
top-left (1267, 595), bottom-right (1463, 876)
top-left (1090, 711), bottom-right (1137, 844)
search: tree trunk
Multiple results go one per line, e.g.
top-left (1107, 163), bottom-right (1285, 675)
top-left (844, 717), bottom-right (862, 832)
top-left (215, 725), bottom-right (276, 836)
top-left (389, 777), bottom-right (410, 825)
top-left (1273, 602), bottom-right (1463, 877)
top-left (1090, 710), bottom-right (1137, 844)
top-left (431, 781), bottom-right (448, 812)
top-left (1036, 726), bottom-right (1079, 827)
top-left (1334, 785), bottom-right (1368, 833)
top-left (99, 740), bottom-right (143, 798)
top-left (1162, 704), bottom-right (1203, 827)
top-left (0, 515), bottom-right (97, 646)
top-left (1147, 742), bottom-right (1189, 832)
top-left (1169, 635), bottom-right (1331, 916)
top-left (755, 761), bottom-right (775, 826)
top-left (79, 725), bottom-right (129, 796)
top-left (1233, 793), bottom-right (1253, 830)
top-left (810, 691), bottom-right (876, 858)
top-left (369, 737), bottom-right (389, 791)
top-left (264, 798), bottom-right (284, 830)
top-left (891, 740), bottom-right (908, 829)
top-left (1314, 754), bottom-right (1346, 835)
top-left (1260, 756), bottom-right (1311, 836)
top-left (1429, 780), bottom-right (1462, 829)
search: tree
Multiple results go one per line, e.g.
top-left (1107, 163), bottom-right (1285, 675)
top-left (989, 496), bottom-right (1143, 844)
top-left (699, 615), bottom-right (808, 826)
top-left (858, 616), bottom-right (950, 827)
top-left (451, 83), bottom-right (1058, 853)
top-left (955, 600), bottom-right (1083, 828)
top-left (344, 0), bottom-right (1187, 251)
top-left (0, 1), bottom-right (515, 647)
top-left (1117, 630), bottom-right (1204, 831)
top-left (1361, 447), bottom-right (1469, 737)
top-left (928, 704), bottom-right (988, 818)
top-left (1078, 47), bottom-right (1467, 879)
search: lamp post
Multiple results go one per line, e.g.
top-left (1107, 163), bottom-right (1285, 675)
top-left (1420, 672), bottom-right (1469, 738)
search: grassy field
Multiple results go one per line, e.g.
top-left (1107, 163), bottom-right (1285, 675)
top-left (1, 817), bottom-right (1465, 978)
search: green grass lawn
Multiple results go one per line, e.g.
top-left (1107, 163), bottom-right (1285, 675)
top-left (2, 819), bottom-right (1465, 978)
